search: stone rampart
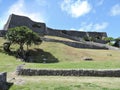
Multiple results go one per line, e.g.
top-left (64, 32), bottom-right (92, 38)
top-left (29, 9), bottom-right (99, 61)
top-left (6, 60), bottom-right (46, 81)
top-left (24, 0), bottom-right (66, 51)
top-left (46, 27), bottom-right (107, 42)
top-left (16, 68), bottom-right (120, 77)
top-left (42, 37), bottom-right (120, 50)
top-left (4, 14), bottom-right (46, 35)
top-left (46, 28), bottom-right (83, 41)
top-left (3, 14), bottom-right (107, 44)
top-left (42, 37), bottom-right (108, 49)
top-left (0, 72), bottom-right (7, 90)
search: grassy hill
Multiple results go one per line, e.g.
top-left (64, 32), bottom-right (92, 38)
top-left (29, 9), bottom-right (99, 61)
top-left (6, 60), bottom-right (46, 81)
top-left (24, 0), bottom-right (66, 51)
top-left (0, 36), bottom-right (120, 70)
top-left (1, 36), bottom-right (120, 90)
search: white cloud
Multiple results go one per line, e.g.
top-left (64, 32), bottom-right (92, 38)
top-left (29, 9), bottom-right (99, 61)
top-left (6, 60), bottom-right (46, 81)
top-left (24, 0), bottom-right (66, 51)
top-left (110, 4), bottom-right (120, 16)
top-left (0, 0), bottom-right (46, 29)
top-left (94, 22), bottom-right (108, 31)
top-left (70, 28), bottom-right (76, 30)
top-left (61, 0), bottom-right (92, 18)
top-left (8, 0), bottom-right (45, 22)
top-left (78, 22), bottom-right (108, 31)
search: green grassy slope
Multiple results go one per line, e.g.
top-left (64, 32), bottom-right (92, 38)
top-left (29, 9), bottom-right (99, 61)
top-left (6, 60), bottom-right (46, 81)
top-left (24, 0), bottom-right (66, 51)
top-left (1, 37), bottom-right (120, 90)
top-left (0, 38), bottom-right (23, 72)
top-left (26, 41), bottom-right (120, 69)
top-left (0, 37), bottom-right (120, 70)
top-left (9, 76), bottom-right (120, 90)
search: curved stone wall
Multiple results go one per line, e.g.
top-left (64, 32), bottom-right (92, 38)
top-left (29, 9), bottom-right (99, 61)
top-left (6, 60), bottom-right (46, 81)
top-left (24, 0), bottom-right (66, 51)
top-left (3, 14), bottom-right (107, 43)
top-left (42, 37), bottom-right (108, 49)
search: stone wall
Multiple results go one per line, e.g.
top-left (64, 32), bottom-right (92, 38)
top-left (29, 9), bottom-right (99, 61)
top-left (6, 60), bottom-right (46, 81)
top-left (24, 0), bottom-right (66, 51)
top-left (17, 68), bottom-right (120, 77)
top-left (46, 28), bottom-right (83, 41)
top-left (0, 72), bottom-right (7, 90)
top-left (4, 14), bottom-right (46, 36)
top-left (0, 30), bottom-right (7, 37)
top-left (42, 37), bottom-right (108, 49)
top-left (46, 28), bottom-right (107, 42)
top-left (3, 14), bottom-right (107, 44)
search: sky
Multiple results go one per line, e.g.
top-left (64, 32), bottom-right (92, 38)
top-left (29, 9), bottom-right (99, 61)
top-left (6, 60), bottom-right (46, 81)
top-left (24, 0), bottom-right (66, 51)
top-left (0, 0), bottom-right (120, 38)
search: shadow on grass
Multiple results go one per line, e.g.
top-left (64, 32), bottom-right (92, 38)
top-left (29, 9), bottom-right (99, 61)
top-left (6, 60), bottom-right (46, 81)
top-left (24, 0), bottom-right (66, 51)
top-left (0, 82), bottom-right (13, 90)
top-left (0, 45), bottom-right (59, 63)
top-left (27, 48), bottom-right (59, 63)
top-left (7, 82), bottom-right (13, 90)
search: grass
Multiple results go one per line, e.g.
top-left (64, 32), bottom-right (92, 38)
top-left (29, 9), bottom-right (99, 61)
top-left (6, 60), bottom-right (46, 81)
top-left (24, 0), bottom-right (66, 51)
top-left (0, 37), bottom-right (120, 90)
top-left (25, 41), bottom-right (120, 69)
top-left (25, 60), bottom-right (120, 69)
top-left (0, 37), bottom-right (120, 70)
top-left (0, 52), bottom-right (23, 72)
top-left (8, 76), bottom-right (120, 90)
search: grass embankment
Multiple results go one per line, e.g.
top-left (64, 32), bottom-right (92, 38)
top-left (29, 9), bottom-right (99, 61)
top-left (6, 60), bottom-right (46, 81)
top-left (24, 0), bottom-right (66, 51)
top-left (0, 38), bottom-right (23, 72)
top-left (0, 37), bottom-right (120, 90)
top-left (26, 41), bottom-right (120, 69)
top-left (0, 36), bottom-right (120, 70)
top-left (9, 76), bottom-right (120, 90)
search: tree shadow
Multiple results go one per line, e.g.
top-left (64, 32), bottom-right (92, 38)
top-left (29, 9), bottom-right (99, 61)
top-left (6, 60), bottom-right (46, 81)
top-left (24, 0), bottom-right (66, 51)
top-left (0, 44), bottom-right (59, 63)
top-left (6, 82), bottom-right (13, 90)
top-left (25, 48), bottom-right (59, 63)
top-left (0, 82), bottom-right (13, 90)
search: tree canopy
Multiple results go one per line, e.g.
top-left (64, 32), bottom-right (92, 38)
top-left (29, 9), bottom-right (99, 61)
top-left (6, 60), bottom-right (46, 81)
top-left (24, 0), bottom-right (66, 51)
top-left (4, 26), bottom-right (42, 61)
top-left (6, 26), bottom-right (42, 48)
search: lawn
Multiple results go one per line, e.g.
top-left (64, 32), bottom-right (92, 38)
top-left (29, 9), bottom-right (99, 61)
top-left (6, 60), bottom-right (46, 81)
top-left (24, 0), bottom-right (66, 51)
top-left (8, 76), bottom-right (120, 90)
top-left (0, 37), bottom-right (120, 71)
top-left (0, 37), bottom-right (120, 90)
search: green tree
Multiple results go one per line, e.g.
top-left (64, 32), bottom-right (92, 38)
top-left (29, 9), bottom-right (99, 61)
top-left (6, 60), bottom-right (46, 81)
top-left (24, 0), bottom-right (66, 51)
top-left (103, 37), bottom-right (114, 43)
top-left (103, 37), bottom-right (114, 46)
top-left (115, 37), bottom-right (120, 42)
top-left (5, 26), bottom-right (42, 60)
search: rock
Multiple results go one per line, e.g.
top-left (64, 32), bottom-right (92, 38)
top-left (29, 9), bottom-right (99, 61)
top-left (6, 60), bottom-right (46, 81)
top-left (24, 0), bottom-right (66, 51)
top-left (83, 57), bottom-right (93, 61)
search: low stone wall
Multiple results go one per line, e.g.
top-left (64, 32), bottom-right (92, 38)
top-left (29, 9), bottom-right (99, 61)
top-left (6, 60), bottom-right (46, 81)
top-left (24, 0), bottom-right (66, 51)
top-left (0, 72), bottom-right (7, 90)
top-left (0, 30), bottom-right (7, 37)
top-left (17, 68), bottom-right (120, 77)
top-left (42, 37), bottom-right (120, 50)
top-left (42, 37), bottom-right (108, 49)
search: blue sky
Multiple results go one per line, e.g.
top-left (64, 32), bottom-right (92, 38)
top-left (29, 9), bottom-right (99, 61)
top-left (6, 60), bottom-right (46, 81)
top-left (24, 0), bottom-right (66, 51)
top-left (0, 0), bottom-right (120, 38)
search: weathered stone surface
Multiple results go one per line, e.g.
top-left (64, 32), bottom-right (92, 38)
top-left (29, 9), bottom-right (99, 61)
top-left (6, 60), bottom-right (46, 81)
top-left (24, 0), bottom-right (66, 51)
top-left (1, 14), bottom-right (119, 50)
top-left (3, 14), bottom-right (107, 42)
top-left (42, 37), bottom-right (120, 50)
top-left (0, 72), bottom-right (7, 90)
top-left (4, 14), bottom-right (46, 36)
top-left (46, 27), bottom-right (107, 42)
top-left (0, 30), bottom-right (7, 37)
top-left (16, 68), bottom-right (120, 77)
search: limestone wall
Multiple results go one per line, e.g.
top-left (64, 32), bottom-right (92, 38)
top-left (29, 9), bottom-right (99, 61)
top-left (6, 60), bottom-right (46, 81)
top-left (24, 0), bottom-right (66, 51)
top-left (2, 14), bottom-right (108, 44)
top-left (46, 28), bottom-right (82, 41)
top-left (0, 30), bottom-right (7, 37)
top-left (42, 37), bottom-right (108, 49)
top-left (0, 72), bottom-right (7, 90)
top-left (46, 28), bottom-right (107, 43)
top-left (4, 14), bottom-right (46, 35)
top-left (17, 68), bottom-right (120, 77)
